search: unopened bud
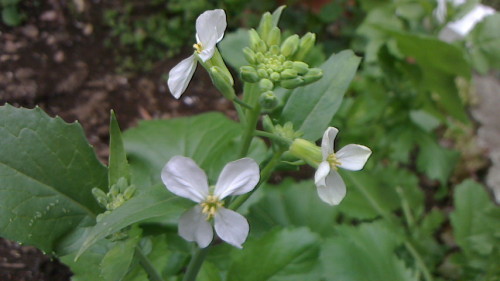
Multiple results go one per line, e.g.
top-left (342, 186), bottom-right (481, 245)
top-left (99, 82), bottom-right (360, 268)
top-left (294, 32), bottom-right (316, 60)
top-left (123, 185), bottom-right (136, 200)
top-left (257, 68), bottom-right (269, 78)
top-left (266, 27), bottom-right (281, 47)
top-left (210, 66), bottom-right (236, 100)
top-left (280, 34), bottom-right (299, 58)
top-left (262, 115), bottom-right (275, 132)
top-left (259, 91), bottom-right (279, 110)
top-left (240, 66), bottom-right (260, 83)
top-left (280, 68), bottom-right (298, 79)
top-left (270, 72), bottom-right (281, 81)
top-left (269, 45), bottom-right (280, 56)
top-left (249, 29), bottom-right (261, 50)
top-left (280, 77), bottom-right (304, 89)
top-left (255, 39), bottom-right (268, 53)
top-left (92, 188), bottom-right (108, 208)
top-left (303, 68), bottom-right (323, 84)
top-left (259, 78), bottom-right (274, 91)
top-left (243, 47), bottom-right (256, 64)
top-left (257, 12), bottom-right (273, 42)
top-left (292, 61), bottom-right (309, 75)
top-left (289, 138), bottom-right (322, 168)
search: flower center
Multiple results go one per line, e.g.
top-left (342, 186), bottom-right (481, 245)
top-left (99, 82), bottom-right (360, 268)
top-left (200, 195), bottom-right (223, 220)
top-left (327, 153), bottom-right (341, 170)
top-left (193, 43), bottom-right (203, 53)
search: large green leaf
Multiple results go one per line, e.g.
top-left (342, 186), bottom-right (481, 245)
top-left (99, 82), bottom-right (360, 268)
top-left (219, 29), bottom-right (250, 70)
top-left (247, 179), bottom-right (339, 237)
top-left (227, 227), bottom-right (321, 281)
top-left (0, 105), bottom-right (107, 253)
top-left (416, 134), bottom-right (459, 185)
top-left (76, 184), bottom-right (189, 258)
top-left (123, 112), bottom-right (267, 188)
top-left (321, 222), bottom-right (417, 281)
top-left (468, 14), bottom-right (500, 74)
top-left (280, 50), bottom-right (361, 141)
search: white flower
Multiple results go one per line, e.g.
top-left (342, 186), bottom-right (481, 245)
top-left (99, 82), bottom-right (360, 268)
top-left (315, 127), bottom-right (372, 205)
top-left (167, 9), bottom-right (227, 99)
top-left (161, 156), bottom-right (259, 248)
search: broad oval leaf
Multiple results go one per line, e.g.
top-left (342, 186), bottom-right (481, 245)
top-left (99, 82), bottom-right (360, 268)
top-left (0, 105), bottom-right (107, 253)
top-left (280, 50), bottom-right (361, 141)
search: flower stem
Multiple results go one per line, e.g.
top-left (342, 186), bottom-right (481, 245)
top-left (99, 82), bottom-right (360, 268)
top-left (229, 150), bottom-right (284, 210)
top-left (182, 247), bottom-right (210, 281)
top-left (233, 97), bottom-right (253, 110)
top-left (239, 83), bottom-right (262, 157)
top-left (135, 246), bottom-right (165, 281)
top-left (254, 130), bottom-right (292, 145)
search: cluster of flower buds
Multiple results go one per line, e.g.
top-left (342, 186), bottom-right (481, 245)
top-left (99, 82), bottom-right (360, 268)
top-left (240, 12), bottom-right (323, 98)
top-left (92, 177), bottom-right (136, 218)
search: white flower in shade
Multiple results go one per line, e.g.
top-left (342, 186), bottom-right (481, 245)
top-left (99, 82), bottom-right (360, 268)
top-left (161, 156), bottom-right (260, 248)
top-left (167, 9), bottom-right (227, 99)
top-left (315, 127), bottom-right (372, 205)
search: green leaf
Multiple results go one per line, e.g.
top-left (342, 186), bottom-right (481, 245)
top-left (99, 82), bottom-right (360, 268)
top-left (77, 184), bottom-right (189, 258)
top-left (416, 134), bottom-right (459, 184)
top-left (100, 226), bottom-right (142, 281)
top-left (450, 180), bottom-right (500, 256)
top-left (60, 242), bottom-right (108, 281)
top-left (219, 29), bottom-right (250, 70)
top-left (247, 179), bottom-right (339, 237)
top-left (227, 227), bottom-right (321, 281)
top-left (0, 105), bottom-right (107, 253)
top-left (108, 110), bottom-right (130, 186)
top-left (2, 5), bottom-right (24, 26)
top-left (321, 221), bottom-right (417, 281)
top-left (280, 50), bottom-right (361, 141)
top-left (468, 14), bottom-right (500, 74)
top-left (123, 112), bottom-right (267, 188)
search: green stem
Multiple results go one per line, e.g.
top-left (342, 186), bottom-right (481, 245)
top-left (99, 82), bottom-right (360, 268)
top-left (135, 246), bottom-right (165, 281)
top-left (404, 241), bottom-right (433, 281)
top-left (233, 97), bottom-right (253, 110)
top-left (254, 130), bottom-right (292, 145)
top-left (239, 83), bottom-right (262, 157)
top-left (230, 150), bottom-right (284, 210)
top-left (182, 247), bottom-right (210, 281)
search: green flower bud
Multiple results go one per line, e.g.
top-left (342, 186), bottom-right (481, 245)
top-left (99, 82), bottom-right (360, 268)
top-left (109, 184), bottom-right (120, 197)
top-left (255, 52), bottom-right (265, 64)
top-left (292, 61), bottom-right (309, 75)
top-left (259, 78), bottom-right (274, 91)
top-left (294, 32), bottom-right (316, 61)
top-left (255, 39), bottom-right (268, 53)
top-left (266, 27), bottom-right (281, 47)
top-left (243, 47), bottom-right (256, 64)
top-left (92, 188), bottom-right (108, 208)
top-left (280, 34), bottom-right (299, 58)
top-left (259, 91), bottom-right (279, 110)
top-left (257, 68), bottom-right (269, 78)
top-left (270, 72), bottom-right (281, 81)
top-left (210, 66), bottom-right (236, 100)
top-left (240, 66), bottom-right (260, 83)
top-left (269, 45), bottom-right (280, 56)
top-left (262, 115), bottom-right (275, 132)
top-left (280, 68), bottom-right (298, 79)
top-left (257, 12), bottom-right (273, 42)
top-left (283, 61), bottom-right (293, 69)
top-left (289, 138), bottom-right (322, 168)
top-left (249, 29), bottom-right (261, 50)
top-left (116, 177), bottom-right (128, 192)
top-left (123, 186), bottom-right (136, 200)
top-left (280, 77), bottom-right (304, 89)
top-left (303, 68), bottom-right (323, 84)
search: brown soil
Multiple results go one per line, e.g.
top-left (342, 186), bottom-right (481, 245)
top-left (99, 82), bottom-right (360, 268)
top-left (0, 1), bottom-right (233, 280)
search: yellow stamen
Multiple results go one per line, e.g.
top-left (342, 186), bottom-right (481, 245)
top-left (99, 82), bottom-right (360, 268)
top-left (327, 153), bottom-right (341, 170)
top-left (200, 195), bottom-right (223, 220)
top-left (193, 43), bottom-right (203, 53)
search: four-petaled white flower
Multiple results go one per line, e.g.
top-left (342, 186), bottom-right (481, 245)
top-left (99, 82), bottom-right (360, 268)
top-left (167, 9), bottom-right (227, 99)
top-left (162, 156), bottom-right (259, 248)
top-left (315, 127), bottom-right (372, 205)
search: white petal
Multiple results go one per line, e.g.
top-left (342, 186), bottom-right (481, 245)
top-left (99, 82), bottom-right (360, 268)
top-left (196, 9), bottom-right (227, 45)
top-left (214, 207), bottom-right (249, 248)
top-left (167, 55), bottom-right (197, 99)
top-left (314, 161), bottom-right (330, 186)
top-left (178, 206), bottom-right (213, 248)
top-left (214, 158), bottom-right (260, 199)
top-left (336, 144), bottom-right (372, 171)
top-left (321, 127), bottom-right (339, 159)
top-left (161, 156), bottom-right (209, 203)
top-left (316, 170), bottom-right (346, 205)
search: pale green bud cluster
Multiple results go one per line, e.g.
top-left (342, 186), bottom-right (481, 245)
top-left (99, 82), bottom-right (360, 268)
top-left (240, 12), bottom-right (322, 92)
top-left (92, 177), bottom-right (136, 215)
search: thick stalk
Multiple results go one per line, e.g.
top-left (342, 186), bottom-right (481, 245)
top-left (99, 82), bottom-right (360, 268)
top-left (182, 247), bottom-right (210, 281)
top-left (239, 83), bottom-right (262, 157)
top-left (135, 246), bottom-right (165, 281)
